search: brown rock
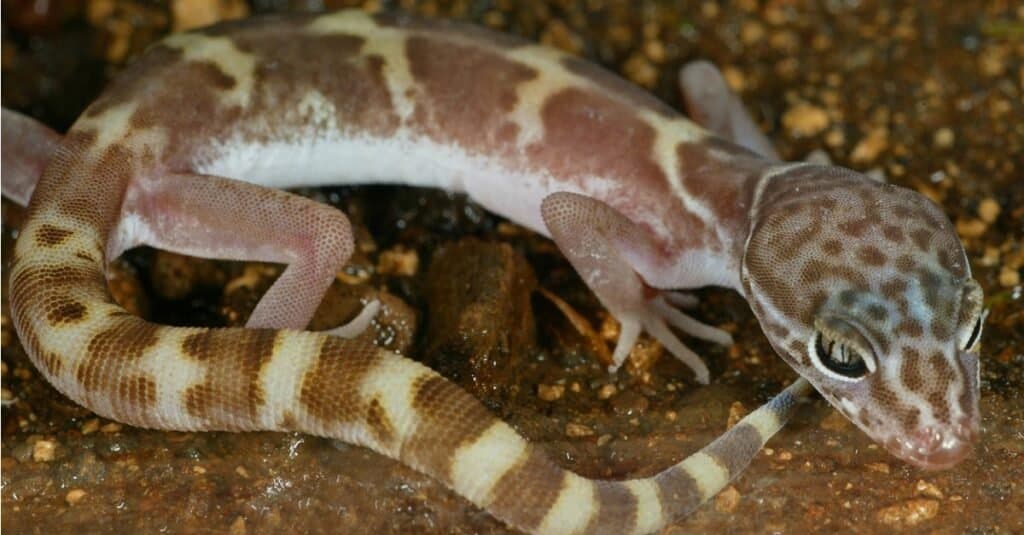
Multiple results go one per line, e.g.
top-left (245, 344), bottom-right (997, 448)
top-left (423, 238), bottom-right (537, 396)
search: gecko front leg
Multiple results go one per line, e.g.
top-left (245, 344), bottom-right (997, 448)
top-left (110, 171), bottom-right (376, 334)
top-left (541, 192), bottom-right (732, 383)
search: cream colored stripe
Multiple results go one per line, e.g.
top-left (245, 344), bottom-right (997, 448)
top-left (537, 473), bottom-right (596, 535)
top-left (678, 452), bottom-right (730, 501)
top-left (742, 404), bottom-right (785, 441)
top-left (139, 329), bottom-right (208, 430)
top-left (256, 332), bottom-right (321, 429)
top-left (74, 101), bottom-right (138, 150)
top-left (162, 34), bottom-right (256, 108)
top-left (357, 352), bottom-right (432, 452)
top-left (625, 480), bottom-right (665, 535)
top-left (654, 127), bottom-right (715, 225)
top-left (450, 421), bottom-right (529, 505)
top-left (308, 11), bottom-right (416, 122)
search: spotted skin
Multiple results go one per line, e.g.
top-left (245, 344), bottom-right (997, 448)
top-left (5, 9), bottom-right (981, 534)
top-left (743, 166), bottom-right (982, 469)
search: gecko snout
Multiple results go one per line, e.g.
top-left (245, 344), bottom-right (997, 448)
top-left (889, 419), bottom-right (977, 471)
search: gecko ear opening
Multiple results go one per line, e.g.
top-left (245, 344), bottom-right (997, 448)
top-left (809, 317), bottom-right (876, 381)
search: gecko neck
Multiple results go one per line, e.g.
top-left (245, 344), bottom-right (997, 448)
top-left (637, 138), bottom-right (792, 293)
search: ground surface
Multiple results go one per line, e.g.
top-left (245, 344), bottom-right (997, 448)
top-left (2, 1), bottom-right (1022, 533)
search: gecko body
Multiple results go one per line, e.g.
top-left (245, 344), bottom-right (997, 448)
top-left (6, 10), bottom-right (982, 533)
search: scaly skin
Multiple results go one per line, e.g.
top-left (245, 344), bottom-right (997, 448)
top-left (6, 10), bottom-right (982, 533)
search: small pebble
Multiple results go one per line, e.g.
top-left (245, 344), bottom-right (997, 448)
top-left (956, 218), bottom-right (987, 239)
top-left (915, 479), bottom-right (944, 500)
top-left (932, 127), bottom-right (955, 149)
top-left (978, 45), bottom-right (1007, 77)
top-left (81, 419), bottom-right (100, 435)
top-left (874, 498), bottom-right (939, 527)
top-left (850, 128), bottom-right (889, 164)
top-left (998, 267), bottom-right (1020, 287)
top-left (537, 384), bottom-right (565, 402)
top-left (32, 439), bottom-right (57, 462)
top-left (866, 462), bottom-right (891, 474)
top-left (377, 246), bottom-right (418, 276)
top-left (540, 19), bottom-right (583, 55)
top-left (714, 486), bottom-right (741, 513)
top-left (643, 40), bottom-right (666, 63)
top-left (721, 66), bottom-right (745, 93)
top-left (777, 450), bottom-right (793, 461)
top-left (597, 383), bottom-right (617, 400)
top-left (701, 1), bottom-right (719, 19)
top-left (623, 53), bottom-right (658, 88)
top-left (101, 422), bottom-right (122, 433)
top-left (740, 21), bottom-right (765, 45)
top-left (566, 422), bottom-right (595, 438)
top-left (726, 401), bottom-right (747, 429)
top-left (65, 489), bottom-right (87, 506)
top-left (172, 0), bottom-right (249, 32)
top-left (782, 103), bottom-right (830, 137)
top-left (977, 198), bottom-right (1000, 223)
top-left (825, 128), bottom-right (846, 147)
top-left (980, 246), bottom-right (1001, 267)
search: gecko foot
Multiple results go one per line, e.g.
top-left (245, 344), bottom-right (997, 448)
top-left (663, 291), bottom-right (699, 309)
top-left (611, 294), bottom-right (732, 384)
top-left (324, 299), bottom-right (381, 338)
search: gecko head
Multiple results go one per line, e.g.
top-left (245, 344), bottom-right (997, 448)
top-left (740, 164), bottom-right (983, 470)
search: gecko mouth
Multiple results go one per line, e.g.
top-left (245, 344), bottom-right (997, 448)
top-left (884, 420), bottom-right (978, 470)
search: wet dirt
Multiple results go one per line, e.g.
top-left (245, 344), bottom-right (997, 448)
top-left (2, 1), bottom-right (1021, 533)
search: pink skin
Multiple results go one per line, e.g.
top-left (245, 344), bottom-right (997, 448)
top-left (2, 108), bottom-right (62, 206)
top-left (0, 117), bottom-right (372, 335)
top-left (109, 171), bottom-right (360, 333)
top-left (541, 191), bottom-right (728, 381)
top-left (0, 62), bottom-right (786, 375)
top-left (678, 60), bottom-right (780, 161)
top-left (1, 60), bottom-right (973, 471)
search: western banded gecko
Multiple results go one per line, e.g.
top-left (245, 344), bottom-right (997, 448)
top-left (4, 10), bottom-right (984, 534)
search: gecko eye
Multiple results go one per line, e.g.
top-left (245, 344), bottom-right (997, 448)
top-left (811, 331), bottom-right (870, 380)
top-left (960, 315), bottom-right (983, 352)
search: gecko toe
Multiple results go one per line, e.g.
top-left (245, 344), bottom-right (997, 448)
top-left (325, 299), bottom-right (381, 339)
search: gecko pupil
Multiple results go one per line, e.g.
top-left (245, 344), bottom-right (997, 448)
top-left (963, 317), bottom-right (982, 351)
top-left (814, 332), bottom-right (868, 378)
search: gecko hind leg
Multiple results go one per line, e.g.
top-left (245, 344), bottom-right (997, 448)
top-left (541, 191), bottom-right (733, 383)
top-left (110, 172), bottom-right (376, 335)
top-left (678, 60), bottom-right (780, 161)
top-left (1, 107), bottom-right (62, 206)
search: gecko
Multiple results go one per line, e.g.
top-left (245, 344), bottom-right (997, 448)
top-left (3, 10), bottom-right (983, 534)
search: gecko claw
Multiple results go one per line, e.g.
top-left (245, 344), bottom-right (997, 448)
top-left (325, 299), bottom-right (381, 339)
top-left (608, 296), bottom-right (715, 384)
